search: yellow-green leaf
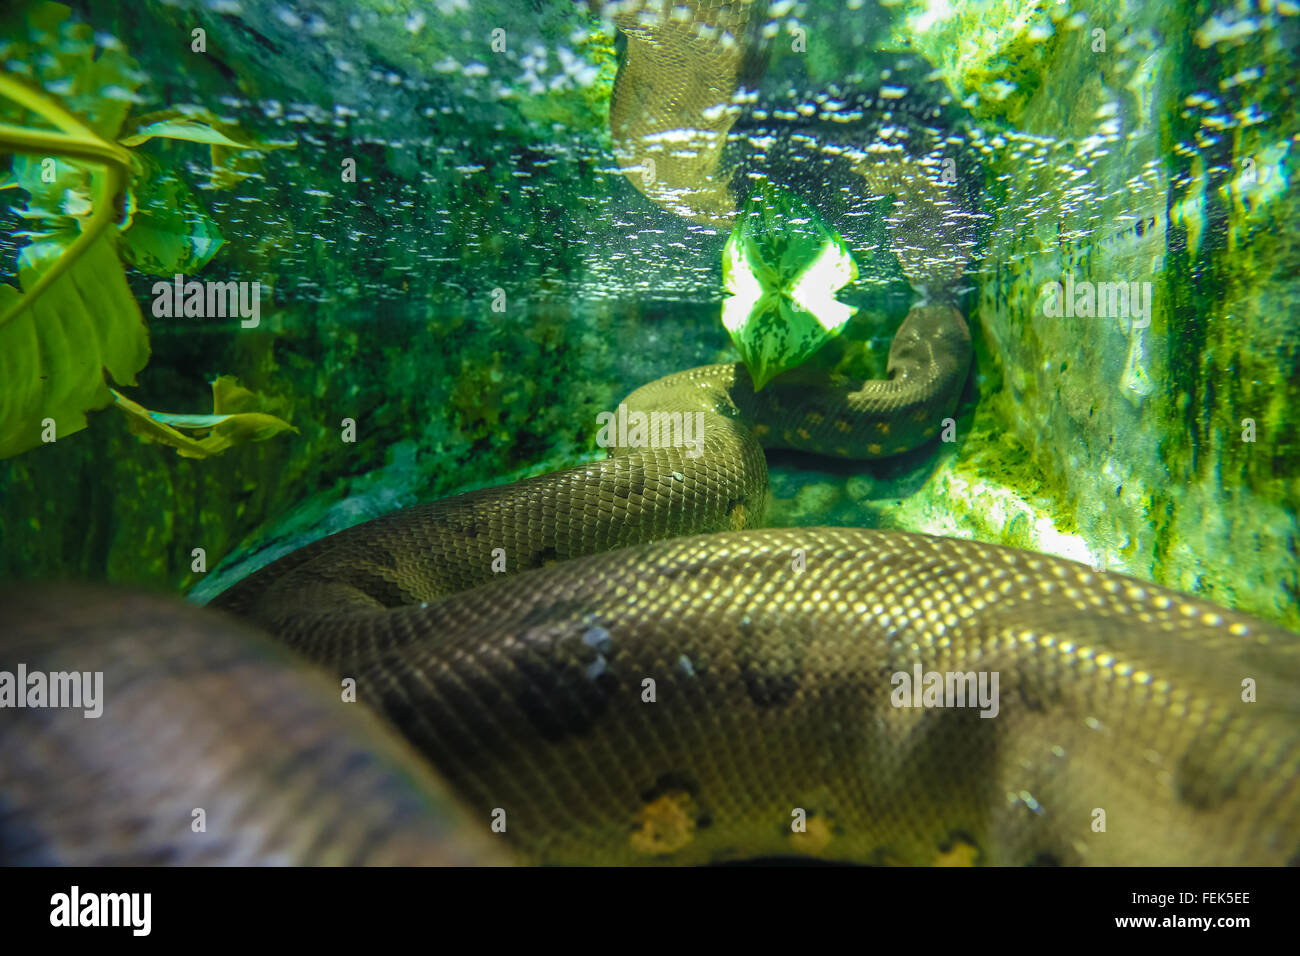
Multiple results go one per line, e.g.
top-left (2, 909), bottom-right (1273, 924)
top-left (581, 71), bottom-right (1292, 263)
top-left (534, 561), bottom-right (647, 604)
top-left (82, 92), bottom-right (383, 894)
top-left (117, 108), bottom-right (294, 191)
top-left (111, 388), bottom-right (212, 457)
top-left (118, 108), bottom-right (294, 150)
top-left (111, 378), bottom-right (296, 459)
top-left (0, 74), bottom-right (148, 459)
top-left (198, 412), bottom-right (296, 457)
top-left (211, 374), bottom-right (261, 415)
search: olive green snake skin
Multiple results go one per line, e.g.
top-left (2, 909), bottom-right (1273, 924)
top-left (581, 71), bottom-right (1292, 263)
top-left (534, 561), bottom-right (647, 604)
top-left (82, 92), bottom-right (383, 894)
top-left (3, 1), bottom-right (1299, 866)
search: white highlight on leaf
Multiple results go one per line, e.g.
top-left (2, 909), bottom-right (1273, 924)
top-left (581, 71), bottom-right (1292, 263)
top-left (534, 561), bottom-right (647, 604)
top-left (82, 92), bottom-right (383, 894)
top-left (787, 239), bottom-right (857, 332)
top-left (721, 234), bottom-right (768, 333)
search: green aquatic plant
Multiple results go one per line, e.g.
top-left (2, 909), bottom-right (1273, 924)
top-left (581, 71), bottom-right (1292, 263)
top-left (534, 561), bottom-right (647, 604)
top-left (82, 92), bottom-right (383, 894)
top-left (0, 1), bottom-right (293, 459)
top-left (721, 181), bottom-right (859, 390)
top-left (0, 72), bottom-right (146, 459)
top-left (112, 376), bottom-right (297, 460)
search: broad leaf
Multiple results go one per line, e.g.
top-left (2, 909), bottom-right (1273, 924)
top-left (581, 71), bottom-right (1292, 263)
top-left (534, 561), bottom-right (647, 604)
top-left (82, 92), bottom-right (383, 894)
top-left (721, 182), bottom-right (858, 390)
top-left (0, 73), bottom-right (149, 458)
top-left (119, 161), bottom-right (225, 275)
top-left (0, 7), bottom-right (294, 460)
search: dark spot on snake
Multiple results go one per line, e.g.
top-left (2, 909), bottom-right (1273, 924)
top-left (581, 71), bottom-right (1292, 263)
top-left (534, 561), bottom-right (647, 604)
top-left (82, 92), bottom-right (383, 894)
top-left (640, 772), bottom-right (701, 804)
top-left (512, 646), bottom-right (617, 743)
top-left (937, 829), bottom-right (980, 854)
top-left (331, 564), bottom-right (415, 608)
top-left (1016, 678), bottom-right (1047, 712)
top-left (529, 546), bottom-right (558, 567)
top-left (857, 844), bottom-right (898, 866)
top-left (439, 511), bottom-right (479, 538)
top-left (737, 618), bottom-right (802, 708)
top-left (1173, 740), bottom-right (1241, 812)
top-left (1027, 851), bottom-right (1062, 866)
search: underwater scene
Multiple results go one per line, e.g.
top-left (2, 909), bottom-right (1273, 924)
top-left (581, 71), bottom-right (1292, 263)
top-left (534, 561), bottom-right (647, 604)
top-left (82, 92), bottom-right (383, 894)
top-left (0, 0), bottom-right (1298, 874)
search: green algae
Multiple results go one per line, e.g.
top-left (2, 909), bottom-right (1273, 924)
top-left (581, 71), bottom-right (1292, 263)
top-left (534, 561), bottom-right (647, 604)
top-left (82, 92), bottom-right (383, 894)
top-left (880, 0), bottom-right (1300, 629)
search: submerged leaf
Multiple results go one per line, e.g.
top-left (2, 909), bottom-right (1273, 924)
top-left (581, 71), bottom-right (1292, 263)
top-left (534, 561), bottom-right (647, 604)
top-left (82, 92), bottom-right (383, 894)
top-left (118, 107), bottom-right (295, 191)
top-left (0, 74), bottom-right (148, 459)
top-left (118, 108), bottom-right (294, 150)
top-left (120, 164), bottom-right (225, 275)
top-left (721, 182), bottom-right (858, 390)
top-left (0, 229), bottom-right (150, 457)
top-left (112, 378), bottom-right (296, 459)
top-left (211, 375), bottom-right (262, 415)
top-left (0, 2), bottom-right (145, 139)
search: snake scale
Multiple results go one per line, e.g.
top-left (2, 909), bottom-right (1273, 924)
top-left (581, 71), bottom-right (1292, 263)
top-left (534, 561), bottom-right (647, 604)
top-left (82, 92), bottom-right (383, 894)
top-left (2, 1), bottom-right (1298, 866)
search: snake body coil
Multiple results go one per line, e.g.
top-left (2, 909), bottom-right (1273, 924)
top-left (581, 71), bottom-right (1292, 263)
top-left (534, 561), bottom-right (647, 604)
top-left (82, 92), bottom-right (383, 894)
top-left (191, 290), bottom-right (1297, 865)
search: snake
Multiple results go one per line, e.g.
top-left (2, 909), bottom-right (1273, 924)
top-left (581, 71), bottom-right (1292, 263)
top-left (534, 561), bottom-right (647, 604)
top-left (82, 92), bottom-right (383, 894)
top-left (2, 1), bottom-right (1298, 867)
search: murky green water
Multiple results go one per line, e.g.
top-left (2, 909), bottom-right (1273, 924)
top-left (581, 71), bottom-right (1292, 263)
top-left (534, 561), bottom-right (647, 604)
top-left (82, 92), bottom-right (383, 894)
top-left (1, 2), bottom-right (1297, 621)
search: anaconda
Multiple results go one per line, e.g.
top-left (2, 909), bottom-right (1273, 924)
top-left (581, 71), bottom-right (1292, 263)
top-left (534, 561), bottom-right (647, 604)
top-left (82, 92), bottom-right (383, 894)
top-left (1, 0), bottom-right (1297, 867)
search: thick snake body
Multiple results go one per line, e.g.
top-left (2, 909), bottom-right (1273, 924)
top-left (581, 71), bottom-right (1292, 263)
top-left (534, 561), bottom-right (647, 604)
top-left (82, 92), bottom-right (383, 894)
top-left (209, 302), bottom-right (971, 647)
top-left (0, 589), bottom-right (509, 866)
top-left (2, 1), bottom-right (1298, 867)
top-left (222, 524), bottom-right (1300, 867)
top-left (6, 522), bottom-right (1299, 865)
top-left (192, 285), bottom-right (1294, 865)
